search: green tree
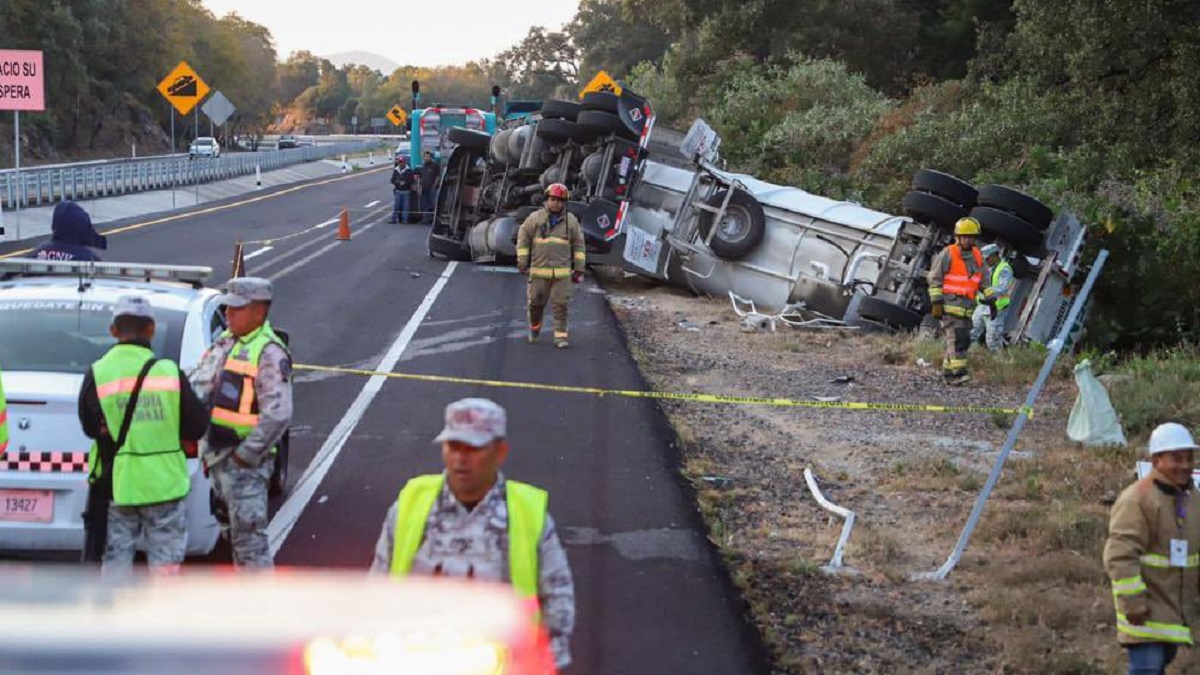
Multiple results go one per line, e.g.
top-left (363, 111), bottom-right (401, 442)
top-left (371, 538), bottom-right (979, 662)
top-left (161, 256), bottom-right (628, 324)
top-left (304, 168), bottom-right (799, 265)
top-left (570, 0), bottom-right (670, 81)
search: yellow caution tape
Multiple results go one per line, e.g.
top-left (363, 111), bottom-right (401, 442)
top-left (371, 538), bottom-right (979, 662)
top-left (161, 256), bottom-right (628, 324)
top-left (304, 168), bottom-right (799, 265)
top-left (293, 363), bottom-right (1033, 417)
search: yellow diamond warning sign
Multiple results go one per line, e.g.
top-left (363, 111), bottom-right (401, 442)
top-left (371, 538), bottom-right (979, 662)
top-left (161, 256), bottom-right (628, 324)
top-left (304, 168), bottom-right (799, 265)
top-left (156, 61), bottom-right (210, 115)
top-left (579, 70), bottom-right (622, 99)
top-left (386, 105), bottom-right (408, 127)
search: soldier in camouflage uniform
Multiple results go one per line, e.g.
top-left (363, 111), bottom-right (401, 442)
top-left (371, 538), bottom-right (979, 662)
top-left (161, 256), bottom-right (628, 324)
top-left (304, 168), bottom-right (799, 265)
top-left (517, 183), bottom-right (586, 348)
top-left (78, 295), bottom-right (209, 576)
top-left (370, 398), bottom-right (575, 669)
top-left (190, 278), bottom-right (292, 569)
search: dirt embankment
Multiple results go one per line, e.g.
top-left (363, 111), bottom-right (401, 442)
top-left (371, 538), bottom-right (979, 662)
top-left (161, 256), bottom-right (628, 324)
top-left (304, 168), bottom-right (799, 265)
top-left (601, 271), bottom-right (1158, 674)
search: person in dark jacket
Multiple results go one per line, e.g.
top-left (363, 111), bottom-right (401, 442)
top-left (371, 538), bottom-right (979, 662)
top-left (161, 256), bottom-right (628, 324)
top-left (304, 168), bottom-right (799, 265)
top-left (390, 156), bottom-right (415, 224)
top-left (419, 151), bottom-right (440, 224)
top-left (32, 201), bottom-right (107, 261)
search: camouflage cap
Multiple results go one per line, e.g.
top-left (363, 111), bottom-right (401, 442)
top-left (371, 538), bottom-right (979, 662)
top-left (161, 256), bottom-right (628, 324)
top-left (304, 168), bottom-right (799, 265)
top-left (217, 277), bottom-right (272, 308)
top-left (112, 294), bottom-right (154, 320)
top-left (433, 398), bottom-right (507, 447)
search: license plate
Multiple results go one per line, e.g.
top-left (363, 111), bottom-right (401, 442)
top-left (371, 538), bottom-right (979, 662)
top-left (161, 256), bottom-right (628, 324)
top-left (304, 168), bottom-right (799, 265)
top-left (0, 490), bottom-right (54, 523)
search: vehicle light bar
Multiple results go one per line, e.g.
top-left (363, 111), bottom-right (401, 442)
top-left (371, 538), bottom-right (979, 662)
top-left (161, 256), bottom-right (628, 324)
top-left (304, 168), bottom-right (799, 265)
top-left (0, 258), bottom-right (212, 285)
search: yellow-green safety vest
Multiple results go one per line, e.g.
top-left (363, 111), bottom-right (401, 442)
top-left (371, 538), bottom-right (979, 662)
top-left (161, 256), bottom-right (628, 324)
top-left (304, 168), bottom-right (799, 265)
top-left (978, 260), bottom-right (1013, 311)
top-left (91, 344), bottom-right (188, 506)
top-left (207, 321), bottom-right (287, 449)
top-left (0, 360), bottom-right (8, 457)
top-left (389, 474), bottom-right (547, 599)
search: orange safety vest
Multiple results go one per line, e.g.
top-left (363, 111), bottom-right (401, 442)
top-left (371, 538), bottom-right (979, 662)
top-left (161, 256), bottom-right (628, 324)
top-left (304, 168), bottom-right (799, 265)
top-left (942, 245), bottom-right (983, 298)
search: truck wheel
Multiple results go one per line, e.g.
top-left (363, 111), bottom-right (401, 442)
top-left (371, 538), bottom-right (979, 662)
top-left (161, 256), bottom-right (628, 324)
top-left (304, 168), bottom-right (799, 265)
top-left (911, 169), bottom-right (977, 208)
top-left (697, 189), bottom-right (766, 260)
top-left (576, 110), bottom-right (636, 141)
top-left (448, 127), bottom-right (490, 153)
top-left (580, 92), bottom-right (620, 114)
top-left (901, 190), bottom-right (967, 229)
top-left (269, 432), bottom-right (290, 498)
top-left (536, 119), bottom-right (588, 144)
top-left (976, 185), bottom-right (1054, 231)
top-left (857, 296), bottom-right (922, 331)
top-left (970, 206), bottom-right (1044, 254)
top-left (540, 99), bottom-right (582, 122)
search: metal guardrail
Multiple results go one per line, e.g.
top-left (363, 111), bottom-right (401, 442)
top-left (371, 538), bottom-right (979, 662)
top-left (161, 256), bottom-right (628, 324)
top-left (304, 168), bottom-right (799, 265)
top-left (0, 140), bottom-right (382, 210)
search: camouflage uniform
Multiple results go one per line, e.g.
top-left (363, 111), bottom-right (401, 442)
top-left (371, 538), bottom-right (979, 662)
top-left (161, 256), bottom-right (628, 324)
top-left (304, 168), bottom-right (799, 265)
top-left (189, 278), bottom-right (292, 568)
top-left (517, 208), bottom-right (586, 346)
top-left (370, 472), bottom-right (576, 668)
top-left (104, 501), bottom-right (186, 576)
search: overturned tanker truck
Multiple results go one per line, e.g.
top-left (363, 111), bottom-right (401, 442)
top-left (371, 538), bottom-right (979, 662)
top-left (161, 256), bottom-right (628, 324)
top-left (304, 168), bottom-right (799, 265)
top-left (427, 88), bottom-right (1088, 346)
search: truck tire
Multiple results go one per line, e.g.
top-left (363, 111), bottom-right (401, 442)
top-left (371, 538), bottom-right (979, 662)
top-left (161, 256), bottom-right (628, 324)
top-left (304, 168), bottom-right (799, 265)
top-left (976, 185), bottom-right (1054, 231)
top-left (970, 206), bottom-right (1044, 255)
top-left (269, 432), bottom-right (290, 498)
top-left (902, 190), bottom-right (967, 229)
top-left (576, 110), bottom-right (636, 141)
top-left (536, 119), bottom-right (588, 144)
top-left (697, 189), bottom-right (766, 260)
top-left (448, 127), bottom-right (490, 153)
top-left (540, 99), bottom-right (581, 122)
top-left (911, 169), bottom-right (977, 208)
top-left (857, 296), bottom-right (922, 331)
top-left (580, 92), bottom-right (620, 114)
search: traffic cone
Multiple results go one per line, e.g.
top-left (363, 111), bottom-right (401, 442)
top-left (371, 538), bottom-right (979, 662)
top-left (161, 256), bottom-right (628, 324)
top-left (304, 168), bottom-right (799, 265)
top-left (231, 241), bottom-right (247, 278)
top-left (337, 208), bottom-right (351, 241)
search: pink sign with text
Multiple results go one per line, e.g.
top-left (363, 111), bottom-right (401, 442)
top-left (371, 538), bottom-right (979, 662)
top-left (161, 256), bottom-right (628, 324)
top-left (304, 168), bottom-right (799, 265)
top-left (0, 50), bottom-right (45, 111)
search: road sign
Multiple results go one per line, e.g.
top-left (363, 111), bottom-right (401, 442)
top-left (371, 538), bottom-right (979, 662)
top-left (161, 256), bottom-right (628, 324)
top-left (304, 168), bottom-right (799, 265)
top-left (156, 61), bottom-right (210, 115)
top-left (386, 105), bottom-right (408, 127)
top-left (580, 70), bottom-right (622, 99)
top-left (201, 90), bottom-right (236, 127)
top-left (0, 50), bottom-right (45, 111)
top-left (681, 118), bottom-right (722, 163)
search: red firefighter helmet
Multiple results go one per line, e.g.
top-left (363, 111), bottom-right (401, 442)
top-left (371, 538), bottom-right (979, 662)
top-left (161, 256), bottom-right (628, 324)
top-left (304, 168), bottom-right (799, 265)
top-left (545, 183), bottom-right (569, 200)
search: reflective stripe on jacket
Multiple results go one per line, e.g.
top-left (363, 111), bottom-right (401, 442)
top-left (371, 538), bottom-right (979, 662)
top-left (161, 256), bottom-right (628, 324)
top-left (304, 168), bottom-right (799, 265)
top-left (207, 322), bottom-right (288, 448)
top-left (389, 474), bottom-right (547, 599)
top-left (92, 344), bottom-right (188, 506)
top-left (928, 244), bottom-right (993, 317)
top-left (516, 209), bottom-right (585, 279)
top-left (1104, 469), bottom-right (1200, 646)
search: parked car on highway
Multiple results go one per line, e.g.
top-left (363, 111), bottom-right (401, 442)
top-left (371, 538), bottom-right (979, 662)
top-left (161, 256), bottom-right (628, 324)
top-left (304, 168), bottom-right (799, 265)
top-left (277, 134), bottom-right (298, 150)
top-left (0, 568), bottom-right (555, 675)
top-left (296, 135), bottom-right (316, 147)
top-left (0, 259), bottom-right (291, 558)
top-left (188, 136), bottom-right (221, 159)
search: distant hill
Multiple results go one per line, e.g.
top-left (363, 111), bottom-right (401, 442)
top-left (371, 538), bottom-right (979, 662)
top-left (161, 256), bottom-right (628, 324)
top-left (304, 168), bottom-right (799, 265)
top-left (324, 51), bottom-right (400, 74)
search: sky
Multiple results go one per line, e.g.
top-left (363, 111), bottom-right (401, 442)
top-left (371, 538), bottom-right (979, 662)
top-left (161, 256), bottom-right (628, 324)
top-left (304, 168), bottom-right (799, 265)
top-left (200, 1), bottom-right (582, 68)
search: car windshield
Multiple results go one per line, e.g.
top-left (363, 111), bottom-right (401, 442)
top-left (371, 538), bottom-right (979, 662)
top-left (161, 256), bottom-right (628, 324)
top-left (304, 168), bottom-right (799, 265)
top-left (0, 298), bottom-right (185, 374)
top-left (195, 139), bottom-right (213, 146)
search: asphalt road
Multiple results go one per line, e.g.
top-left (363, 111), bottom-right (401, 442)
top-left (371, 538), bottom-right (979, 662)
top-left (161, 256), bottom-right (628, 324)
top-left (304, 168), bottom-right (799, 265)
top-left (0, 171), bottom-right (768, 674)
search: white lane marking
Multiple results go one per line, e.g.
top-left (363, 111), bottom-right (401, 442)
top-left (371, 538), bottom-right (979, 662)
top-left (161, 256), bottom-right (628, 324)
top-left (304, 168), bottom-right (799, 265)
top-left (476, 266), bottom-right (520, 274)
top-left (266, 220), bottom-right (380, 282)
top-left (364, 200), bottom-right (381, 208)
top-left (253, 206), bottom-right (389, 278)
top-left (314, 217), bottom-right (339, 229)
top-left (267, 261), bottom-right (460, 555)
top-left (243, 245), bottom-right (274, 260)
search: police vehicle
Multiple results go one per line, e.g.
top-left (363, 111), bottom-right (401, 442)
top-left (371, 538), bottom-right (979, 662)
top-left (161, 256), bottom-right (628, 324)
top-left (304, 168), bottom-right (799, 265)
top-left (0, 259), bottom-right (290, 557)
top-left (0, 566), bottom-right (555, 674)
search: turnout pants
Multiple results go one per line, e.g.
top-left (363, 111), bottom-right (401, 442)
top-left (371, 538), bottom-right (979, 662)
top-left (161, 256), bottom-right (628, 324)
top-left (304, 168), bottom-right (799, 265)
top-left (528, 277), bottom-right (573, 340)
top-left (941, 315), bottom-right (973, 380)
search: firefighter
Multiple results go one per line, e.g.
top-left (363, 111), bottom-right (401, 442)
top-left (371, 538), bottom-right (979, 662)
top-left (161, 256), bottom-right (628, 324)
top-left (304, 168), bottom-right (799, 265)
top-left (927, 217), bottom-right (995, 384)
top-left (1104, 422), bottom-right (1200, 674)
top-left (516, 183), bottom-right (586, 348)
top-left (189, 277), bottom-right (292, 569)
top-left (77, 295), bottom-right (208, 575)
top-left (970, 243), bottom-right (1014, 352)
top-left (369, 398), bottom-right (575, 670)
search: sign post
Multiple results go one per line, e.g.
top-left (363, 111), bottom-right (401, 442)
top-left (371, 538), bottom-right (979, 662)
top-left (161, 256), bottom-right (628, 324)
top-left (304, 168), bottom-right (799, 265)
top-left (0, 49), bottom-right (46, 241)
top-left (157, 61), bottom-right (210, 211)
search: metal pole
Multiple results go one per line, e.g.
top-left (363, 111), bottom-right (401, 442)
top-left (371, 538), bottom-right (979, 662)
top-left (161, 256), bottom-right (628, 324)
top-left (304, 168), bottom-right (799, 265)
top-left (925, 249), bottom-right (1110, 580)
top-left (170, 106), bottom-right (176, 209)
top-left (14, 110), bottom-right (21, 240)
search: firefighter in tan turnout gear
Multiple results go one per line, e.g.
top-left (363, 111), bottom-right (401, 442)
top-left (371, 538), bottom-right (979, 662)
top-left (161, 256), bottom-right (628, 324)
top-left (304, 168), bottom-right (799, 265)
top-left (517, 183), bottom-right (586, 349)
top-left (1104, 423), bottom-right (1200, 674)
top-left (927, 216), bottom-right (995, 385)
